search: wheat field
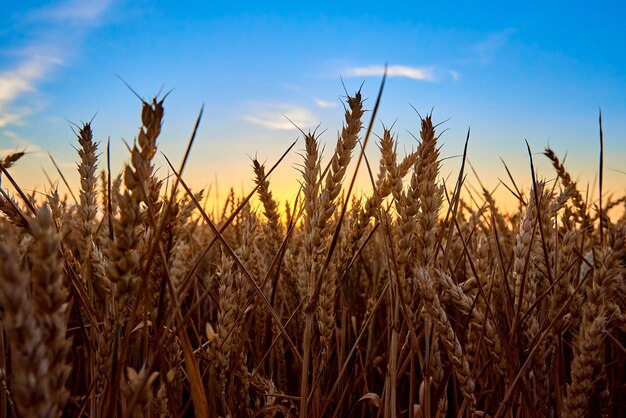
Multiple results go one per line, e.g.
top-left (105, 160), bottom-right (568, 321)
top-left (0, 84), bottom-right (624, 418)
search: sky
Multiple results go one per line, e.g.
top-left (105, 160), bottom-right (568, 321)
top-left (1, 0), bottom-right (625, 214)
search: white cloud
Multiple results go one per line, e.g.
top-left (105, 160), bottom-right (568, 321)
top-left (345, 65), bottom-right (436, 81)
top-left (314, 98), bottom-right (337, 108)
top-left (243, 104), bottom-right (317, 130)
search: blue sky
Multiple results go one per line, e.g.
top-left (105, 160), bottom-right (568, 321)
top-left (1, 0), bottom-right (625, 210)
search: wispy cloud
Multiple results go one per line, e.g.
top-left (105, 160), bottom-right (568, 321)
top-left (243, 104), bottom-right (317, 130)
top-left (0, 0), bottom-right (113, 128)
top-left (474, 29), bottom-right (515, 64)
top-left (0, 130), bottom-right (43, 155)
top-left (0, 53), bottom-right (62, 127)
top-left (345, 65), bottom-right (436, 81)
top-left (0, 109), bottom-right (30, 128)
top-left (314, 98), bottom-right (337, 108)
top-left (0, 55), bottom-right (57, 103)
top-left (30, 0), bottom-right (114, 23)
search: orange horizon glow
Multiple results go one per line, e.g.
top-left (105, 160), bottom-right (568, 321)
top-left (2, 132), bottom-right (624, 223)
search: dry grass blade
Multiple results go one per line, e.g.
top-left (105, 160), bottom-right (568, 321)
top-left (0, 161), bottom-right (37, 215)
top-left (598, 109), bottom-right (604, 243)
top-left (441, 127), bottom-right (470, 267)
top-left (48, 152), bottom-right (78, 204)
top-left (106, 138), bottom-right (113, 240)
top-left (179, 324), bottom-right (209, 418)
